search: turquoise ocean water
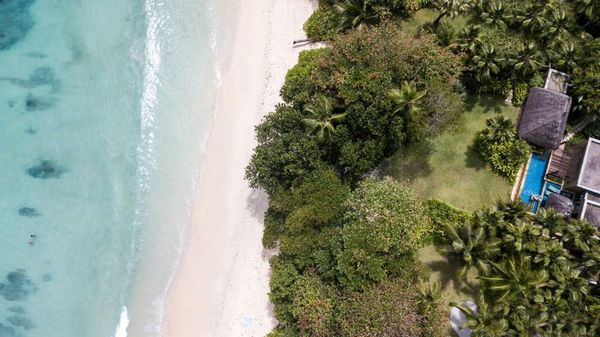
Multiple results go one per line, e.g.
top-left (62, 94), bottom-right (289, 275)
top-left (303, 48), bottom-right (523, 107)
top-left (0, 0), bottom-right (219, 336)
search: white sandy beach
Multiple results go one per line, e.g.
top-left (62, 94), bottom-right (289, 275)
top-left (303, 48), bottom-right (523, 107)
top-left (163, 1), bottom-right (317, 336)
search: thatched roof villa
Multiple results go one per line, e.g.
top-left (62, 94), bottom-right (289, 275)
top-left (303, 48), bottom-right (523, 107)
top-left (515, 69), bottom-right (599, 228)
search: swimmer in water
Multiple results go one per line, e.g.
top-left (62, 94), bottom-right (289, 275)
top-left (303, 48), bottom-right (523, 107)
top-left (27, 234), bottom-right (37, 246)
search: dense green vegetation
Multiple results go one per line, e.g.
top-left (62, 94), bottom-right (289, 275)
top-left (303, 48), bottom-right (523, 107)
top-left (445, 201), bottom-right (600, 336)
top-left (246, 23), bottom-right (463, 194)
top-left (473, 115), bottom-right (530, 179)
top-left (248, 0), bottom-right (600, 335)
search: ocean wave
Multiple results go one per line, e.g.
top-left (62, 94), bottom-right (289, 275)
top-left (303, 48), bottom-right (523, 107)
top-left (114, 306), bottom-right (130, 337)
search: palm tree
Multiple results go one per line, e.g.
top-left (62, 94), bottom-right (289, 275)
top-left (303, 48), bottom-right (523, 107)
top-left (458, 25), bottom-right (482, 53)
top-left (334, 0), bottom-right (379, 31)
top-left (509, 42), bottom-right (545, 77)
top-left (549, 40), bottom-right (579, 72)
top-left (483, 116), bottom-right (515, 144)
top-left (416, 280), bottom-right (442, 312)
top-left (573, 0), bottom-right (600, 25)
top-left (517, 3), bottom-right (549, 34)
top-left (432, 0), bottom-right (472, 26)
top-left (446, 221), bottom-right (501, 277)
top-left (471, 43), bottom-right (503, 80)
top-left (388, 81), bottom-right (427, 117)
top-left (550, 264), bottom-right (589, 303)
top-left (480, 255), bottom-right (549, 302)
top-left (502, 220), bottom-right (543, 252)
top-left (302, 96), bottom-right (347, 141)
top-left (545, 6), bottom-right (572, 38)
top-left (480, 1), bottom-right (510, 29)
top-left (388, 81), bottom-right (428, 140)
top-left (452, 297), bottom-right (510, 337)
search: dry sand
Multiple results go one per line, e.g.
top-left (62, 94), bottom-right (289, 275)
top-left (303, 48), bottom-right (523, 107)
top-left (163, 1), bottom-right (317, 336)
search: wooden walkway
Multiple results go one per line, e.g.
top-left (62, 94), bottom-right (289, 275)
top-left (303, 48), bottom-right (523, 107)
top-left (547, 143), bottom-right (571, 180)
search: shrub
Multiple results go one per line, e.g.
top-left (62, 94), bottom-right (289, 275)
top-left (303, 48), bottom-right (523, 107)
top-left (336, 278), bottom-right (445, 337)
top-left (303, 7), bottom-right (338, 41)
top-left (487, 139), bottom-right (530, 178)
top-left (512, 81), bottom-right (528, 106)
top-left (473, 116), bottom-right (530, 179)
top-left (336, 177), bottom-right (431, 291)
top-left (281, 48), bottom-right (329, 107)
top-left (424, 198), bottom-right (470, 244)
top-left (291, 274), bottom-right (337, 337)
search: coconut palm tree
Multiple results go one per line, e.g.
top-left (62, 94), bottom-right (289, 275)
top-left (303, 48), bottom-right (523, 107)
top-left (389, 81), bottom-right (428, 141)
top-left (302, 96), bottom-right (347, 141)
top-left (509, 42), bottom-right (545, 77)
top-left (432, 0), bottom-right (472, 26)
top-left (549, 264), bottom-right (590, 303)
top-left (483, 116), bottom-right (515, 144)
top-left (452, 297), bottom-right (510, 337)
top-left (458, 25), bottom-right (482, 53)
top-left (415, 280), bottom-right (442, 312)
top-left (334, 0), bottom-right (379, 31)
top-left (549, 40), bottom-right (579, 72)
top-left (480, 255), bottom-right (549, 302)
top-left (573, 0), bottom-right (600, 25)
top-left (446, 221), bottom-right (501, 277)
top-left (545, 6), bottom-right (572, 38)
top-left (388, 81), bottom-right (427, 117)
top-left (517, 3), bottom-right (549, 34)
top-left (471, 43), bottom-right (503, 80)
top-left (480, 1), bottom-right (511, 29)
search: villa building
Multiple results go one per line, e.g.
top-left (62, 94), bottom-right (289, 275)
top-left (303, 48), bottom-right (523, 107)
top-left (514, 69), bottom-right (599, 228)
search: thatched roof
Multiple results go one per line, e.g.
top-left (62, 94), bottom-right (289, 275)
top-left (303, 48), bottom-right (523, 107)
top-left (518, 87), bottom-right (571, 150)
top-left (545, 193), bottom-right (573, 216)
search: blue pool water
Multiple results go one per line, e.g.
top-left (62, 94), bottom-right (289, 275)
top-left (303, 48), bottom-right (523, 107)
top-left (0, 0), bottom-right (219, 336)
top-left (520, 152), bottom-right (550, 213)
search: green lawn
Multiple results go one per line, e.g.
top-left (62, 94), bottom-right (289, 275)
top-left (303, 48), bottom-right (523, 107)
top-left (398, 8), bottom-right (470, 36)
top-left (381, 96), bottom-right (516, 210)
top-left (419, 244), bottom-right (479, 303)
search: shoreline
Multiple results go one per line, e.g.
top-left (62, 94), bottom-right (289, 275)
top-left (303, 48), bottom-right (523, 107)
top-left (163, 1), bottom-right (317, 336)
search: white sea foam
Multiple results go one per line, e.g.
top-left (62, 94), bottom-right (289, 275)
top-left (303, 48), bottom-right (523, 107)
top-left (114, 306), bottom-right (130, 337)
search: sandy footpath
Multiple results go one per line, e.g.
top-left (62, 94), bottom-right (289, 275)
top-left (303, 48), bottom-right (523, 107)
top-left (163, 1), bottom-right (317, 336)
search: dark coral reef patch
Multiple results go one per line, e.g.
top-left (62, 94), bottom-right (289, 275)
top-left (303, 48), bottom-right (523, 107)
top-left (27, 160), bottom-right (65, 179)
top-left (18, 207), bottom-right (41, 217)
top-left (0, 269), bottom-right (36, 301)
top-left (0, 0), bottom-right (36, 51)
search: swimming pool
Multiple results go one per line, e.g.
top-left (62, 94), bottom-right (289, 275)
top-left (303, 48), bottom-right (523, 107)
top-left (520, 152), bottom-right (550, 212)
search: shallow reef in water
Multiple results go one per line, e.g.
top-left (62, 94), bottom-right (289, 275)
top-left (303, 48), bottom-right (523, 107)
top-left (27, 160), bottom-right (65, 179)
top-left (18, 207), bottom-right (41, 217)
top-left (0, 0), bottom-right (36, 51)
top-left (0, 270), bottom-right (37, 302)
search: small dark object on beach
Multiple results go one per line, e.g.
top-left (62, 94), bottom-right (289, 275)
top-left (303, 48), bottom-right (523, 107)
top-left (18, 207), bottom-right (41, 217)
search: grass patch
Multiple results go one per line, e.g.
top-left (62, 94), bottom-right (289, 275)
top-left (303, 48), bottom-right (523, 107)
top-left (399, 9), bottom-right (469, 36)
top-left (419, 244), bottom-right (479, 303)
top-left (381, 95), bottom-right (516, 210)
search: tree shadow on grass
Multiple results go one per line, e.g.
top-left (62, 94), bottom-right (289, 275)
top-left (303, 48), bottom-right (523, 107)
top-left (464, 143), bottom-right (487, 170)
top-left (423, 246), bottom-right (479, 300)
top-left (380, 140), bottom-right (434, 181)
top-left (464, 94), bottom-right (506, 115)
